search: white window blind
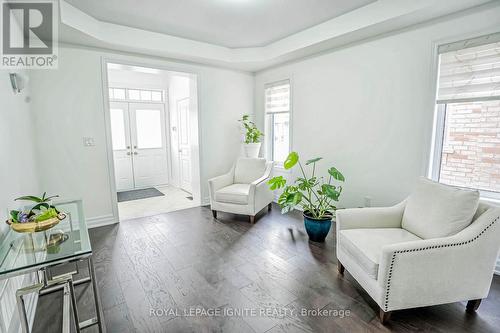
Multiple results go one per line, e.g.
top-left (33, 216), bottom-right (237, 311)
top-left (265, 80), bottom-right (291, 163)
top-left (437, 32), bottom-right (500, 104)
top-left (265, 81), bottom-right (290, 113)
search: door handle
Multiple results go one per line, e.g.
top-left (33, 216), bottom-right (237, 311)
top-left (133, 145), bottom-right (137, 149)
top-left (126, 152), bottom-right (131, 155)
top-left (126, 146), bottom-right (130, 149)
top-left (133, 152), bottom-right (138, 155)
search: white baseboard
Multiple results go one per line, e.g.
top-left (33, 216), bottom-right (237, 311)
top-left (202, 196), bottom-right (210, 206)
top-left (87, 214), bottom-right (118, 228)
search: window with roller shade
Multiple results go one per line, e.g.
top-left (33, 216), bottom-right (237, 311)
top-left (265, 80), bottom-right (291, 164)
top-left (431, 33), bottom-right (500, 196)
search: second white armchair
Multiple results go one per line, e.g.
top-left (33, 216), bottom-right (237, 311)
top-left (208, 158), bottom-right (274, 223)
top-left (336, 178), bottom-right (500, 324)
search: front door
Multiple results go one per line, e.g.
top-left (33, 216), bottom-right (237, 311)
top-left (129, 103), bottom-right (169, 188)
top-left (177, 98), bottom-right (192, 193)
top-left (110, 102), bottom-right (169, 190)
top-left (110, 102), bottom-right (134, 191)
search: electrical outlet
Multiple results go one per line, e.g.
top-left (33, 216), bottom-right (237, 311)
top-left (83, 137), bottom-right (95, 147)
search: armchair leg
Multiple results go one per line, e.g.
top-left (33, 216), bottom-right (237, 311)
top-left (212, 210), bottom-right (217, 219)
top-left (249, 216), bottom-right (255, 224)
top-left (379, 309), bottom-right (392, 324)
top-left (466, 299), bottom-right (482, 313)
top-left (337, 260), bottom-right (345, 275)
top-left (268, 203), bottom-right (272, 211)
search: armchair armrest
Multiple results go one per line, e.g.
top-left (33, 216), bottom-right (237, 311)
top-left (336, 200), bottom-right (406, 231)
top-left (249, 162), bottom-right (274, 209)
top-left (250, 161), bottom-right (273, 186)
top-left (208, 166), bottom-right (234, 201)
top-left (378, 207), bottom-right (500, 312)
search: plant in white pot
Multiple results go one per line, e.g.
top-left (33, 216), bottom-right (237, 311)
top-left (239, 114), bottom-right (263, 158)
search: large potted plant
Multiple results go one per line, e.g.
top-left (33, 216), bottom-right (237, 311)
top-left (268, 152), bottom-right (345, 242)
top-left (239, 114), bottom-right (263, 158)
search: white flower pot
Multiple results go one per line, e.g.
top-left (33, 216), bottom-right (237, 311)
top-left (244, 143), bottom-right (261, 158)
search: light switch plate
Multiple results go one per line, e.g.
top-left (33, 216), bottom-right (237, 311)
top-left (83, 137), bottom-right (95, 147)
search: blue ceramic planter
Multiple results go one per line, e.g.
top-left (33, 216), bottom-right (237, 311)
top-left (303, 212), bottom-right (332, 242)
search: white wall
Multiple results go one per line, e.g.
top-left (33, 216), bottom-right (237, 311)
top-left (255, 4), bottom-right (500, 209)
top-left (0, 72), bottom-right (40, 237)
top-left (108, 68), bottom-right (170, 89)
top-left (29, 45), bottom-right (254, 225)
top-left (0, 70), bottom-right (40, 332)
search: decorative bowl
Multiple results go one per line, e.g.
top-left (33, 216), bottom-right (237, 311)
top-left (6, 213), bottom-right (66, 233)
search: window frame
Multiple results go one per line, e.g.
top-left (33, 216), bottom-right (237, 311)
top-left (430, 100), bottom-right (500, 201)
top-left (429, 33), bottom-right (500, 200)
top-left (264, 79), bottom-right (292, 168)
top-left (108, 87), bottom-right (165, 104)
top-left (267, 112), bottom-right (291, 165)
top-left (430, 104), bottom-right (447, 182)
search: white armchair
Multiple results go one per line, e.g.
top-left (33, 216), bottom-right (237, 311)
top-left (208, 158), bottom-right (274, 223)
top-left (336, 178), bottom-right (500, 324)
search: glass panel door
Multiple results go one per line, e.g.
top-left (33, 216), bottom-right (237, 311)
top-left (129, 103), bottom-right (169, 188)
top-left (110, 108), bottom-right (127, 150)
top-left (110, 102), bottom-right (134, 191)
top-left (135, 109), bottom-right (163, 149)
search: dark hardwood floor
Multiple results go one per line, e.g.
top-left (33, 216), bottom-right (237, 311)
top-left (33, 204), bottom-right (500, 332)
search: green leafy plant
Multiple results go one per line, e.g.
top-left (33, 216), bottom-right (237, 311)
top-left (239, 114), bottom-right (263, 144)
top-left (268, 152), bottom-right (345, 219)
top-left (9, 192), bottom-right (60, 224)
top-left (35, 207), bottom-right (59, 222)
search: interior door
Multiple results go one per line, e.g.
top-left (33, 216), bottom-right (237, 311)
top-left (177, 98), bottom-right (192, 193)
top-left (110, 102), bottom-right (134, 191)
top-left (129, 103), bottom-right (169, 188)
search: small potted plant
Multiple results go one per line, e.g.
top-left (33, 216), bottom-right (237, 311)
top-left (239, 114), bottom-right (264, 158)
top-left (5, 192), bottom-right (66, 233)
top-left (268, 152), bottom-right (345, 242)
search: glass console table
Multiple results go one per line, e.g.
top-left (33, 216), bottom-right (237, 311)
top-left (0, 200), bottom-right (106, 333)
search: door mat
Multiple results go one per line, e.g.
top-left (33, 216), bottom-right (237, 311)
top-left (117, 188), bottom-right (165, 202)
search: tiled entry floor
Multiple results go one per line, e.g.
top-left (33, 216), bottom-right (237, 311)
top-left (118, 185), bottom-right (198, 221)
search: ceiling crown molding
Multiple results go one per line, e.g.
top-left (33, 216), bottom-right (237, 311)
top-left (59, 0), bottom-right (495, 72)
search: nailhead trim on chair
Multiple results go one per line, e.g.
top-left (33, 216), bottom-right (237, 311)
top-left (383, 216), bottom-right (499, 312)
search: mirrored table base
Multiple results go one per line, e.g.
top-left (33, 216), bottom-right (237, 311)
top-left (16, 256), bottom-right (105, 333)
